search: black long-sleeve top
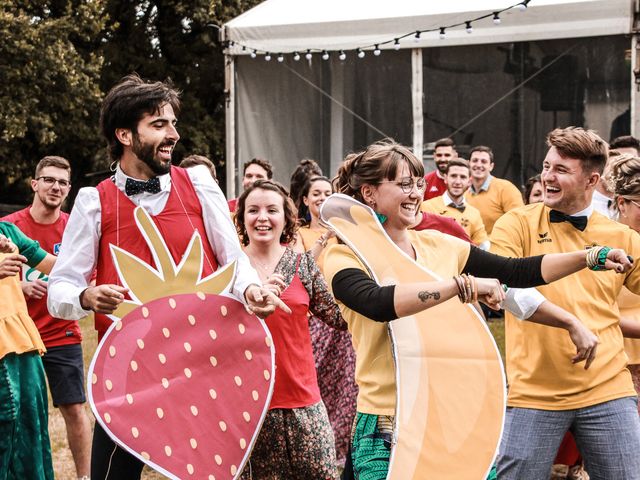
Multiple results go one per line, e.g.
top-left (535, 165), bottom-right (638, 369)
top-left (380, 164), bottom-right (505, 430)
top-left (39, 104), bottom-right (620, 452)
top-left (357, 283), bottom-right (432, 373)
top-left (331, 245), bottom-right (545, 322)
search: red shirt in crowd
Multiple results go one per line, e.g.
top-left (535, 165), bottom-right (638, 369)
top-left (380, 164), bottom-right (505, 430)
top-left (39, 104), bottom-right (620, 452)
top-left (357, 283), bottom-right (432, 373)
top-left (423, 170), bottom-right (447, 200)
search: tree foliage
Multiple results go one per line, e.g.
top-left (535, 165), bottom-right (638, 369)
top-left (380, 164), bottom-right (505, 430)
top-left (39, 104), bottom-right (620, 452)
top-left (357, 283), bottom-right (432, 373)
top-left (0, 0), bottom-right (262, 204)
top-left (0, 0), bottom-right (108, 203)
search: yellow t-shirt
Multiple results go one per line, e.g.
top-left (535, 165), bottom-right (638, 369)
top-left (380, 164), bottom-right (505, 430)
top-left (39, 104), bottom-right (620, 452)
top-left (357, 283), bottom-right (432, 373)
top-left (620, 287), bottom-right (640, 364)
top-left (323, 229), bottom-right (470, 415)
top-left (465, 177), bottom-right (524, 235)
top-left (420, 196), bottom-right (488, 245)
top-left (490, 202), bottom-right (640, 409)
top-left (298, 226), bottom-right (337, 273)
top-left (0, 252), bottom-right (46, 360)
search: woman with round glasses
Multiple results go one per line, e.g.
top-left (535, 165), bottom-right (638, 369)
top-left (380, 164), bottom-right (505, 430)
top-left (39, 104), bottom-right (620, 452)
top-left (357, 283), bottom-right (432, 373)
top-left (322, 139), bottom-right (631, 478)
top-left (607, 153), bottom-right (640, 410)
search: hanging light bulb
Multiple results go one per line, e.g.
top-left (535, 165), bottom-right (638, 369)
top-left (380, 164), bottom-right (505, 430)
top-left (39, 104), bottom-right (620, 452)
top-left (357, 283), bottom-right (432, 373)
top-left (305, 50), bottom-right (312, 60)
top-left (250, 50), bottom-right (257, 59)
top-left (466, 21), bottom-right (473, 34)
top-left (241, 45), bottom-right (247, 52)
top-left (493, 12), bottom-right (501, 24)
top-left (339, 50), bottom-right (346, 61)
top-left (439, 27), bottom-right (446, 40)
top-left (277, 53), bottom-right (284, 62)
top-left (518, 1), bottom-right (528, 11)
top-left (322, 50), bottom-right (329, 60)
top-left (357, 48), bottom-right (365, 59)
top-left (373, 45), bottom-right (381, 56)
top-left (265, 53), bottom-right (271, 61)
top-left (414, 31), bottom-right (421, 42)
top-left (293, 52), bottom-right (300, 61)
top-left (394, 38), bottom-right (400, 50)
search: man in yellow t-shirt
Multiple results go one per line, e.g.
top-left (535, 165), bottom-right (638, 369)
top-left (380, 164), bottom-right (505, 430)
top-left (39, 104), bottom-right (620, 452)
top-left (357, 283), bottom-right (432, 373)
top-left (465, 145), bottom-right (524, 235)
top-left (490, 127), bottom-right (640, 479)
top-left (421, 158), bottom-right (489, 249)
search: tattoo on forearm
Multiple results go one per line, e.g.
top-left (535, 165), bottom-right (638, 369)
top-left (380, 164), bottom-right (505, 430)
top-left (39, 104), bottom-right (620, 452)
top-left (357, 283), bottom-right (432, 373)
top-left (418, 290), bottom-right (441, 302)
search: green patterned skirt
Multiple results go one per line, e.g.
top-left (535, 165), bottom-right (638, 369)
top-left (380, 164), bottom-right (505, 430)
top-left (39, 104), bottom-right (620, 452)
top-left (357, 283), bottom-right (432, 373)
top-left (0, 351), bottom-right (53, 480)
top-left (351, 412), bottom-right (497, 480)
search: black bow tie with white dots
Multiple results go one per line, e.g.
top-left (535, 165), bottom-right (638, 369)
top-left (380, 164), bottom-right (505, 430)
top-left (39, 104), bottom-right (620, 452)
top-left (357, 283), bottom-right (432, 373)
top-left (124, 177), bottom-right (161, 196)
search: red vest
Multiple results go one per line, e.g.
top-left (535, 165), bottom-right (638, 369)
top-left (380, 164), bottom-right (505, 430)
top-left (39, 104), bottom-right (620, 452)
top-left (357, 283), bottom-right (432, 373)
top-left (1, 208), bottom-right (81, 346)
top-left (95, 166), bottom-right (218, 338)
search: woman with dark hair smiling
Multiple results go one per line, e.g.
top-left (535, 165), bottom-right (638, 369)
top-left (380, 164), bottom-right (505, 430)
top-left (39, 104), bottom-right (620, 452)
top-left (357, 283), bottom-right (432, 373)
top-left (608, 153), bottom-right (640, 401)
top-left (235, 179), bottom-right (345, 479)
top-left (524, 174), bottom-right (544, 204)
top-left (297, 175), bottom-right (357, 467)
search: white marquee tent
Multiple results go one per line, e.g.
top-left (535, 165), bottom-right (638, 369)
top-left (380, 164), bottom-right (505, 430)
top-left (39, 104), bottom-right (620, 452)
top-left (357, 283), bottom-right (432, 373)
top-left (222, 0), bottom-right (635, 195)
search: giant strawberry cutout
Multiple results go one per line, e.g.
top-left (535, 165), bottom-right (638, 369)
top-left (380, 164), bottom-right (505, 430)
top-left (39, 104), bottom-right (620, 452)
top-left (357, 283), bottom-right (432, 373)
top-left (88, 207), bottom-right (275, 479)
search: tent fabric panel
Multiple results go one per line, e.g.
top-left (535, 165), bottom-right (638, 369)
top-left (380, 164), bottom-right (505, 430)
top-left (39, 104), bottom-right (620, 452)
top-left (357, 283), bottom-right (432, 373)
top-left (224, 0), bottom-right (631, 54)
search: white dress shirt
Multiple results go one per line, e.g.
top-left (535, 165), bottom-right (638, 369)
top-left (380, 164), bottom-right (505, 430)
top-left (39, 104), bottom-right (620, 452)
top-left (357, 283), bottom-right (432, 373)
top-left (503, 204), bottom-right (594, 319)
top-left (591, 190), bottom-right (615, 219)
top-left (48, 165), bottom-right (260, 320)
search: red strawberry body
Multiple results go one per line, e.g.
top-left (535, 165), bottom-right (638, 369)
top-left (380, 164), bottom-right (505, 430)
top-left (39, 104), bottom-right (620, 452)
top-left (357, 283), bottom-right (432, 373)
top-left (89, 292), bottom-right (275, 479)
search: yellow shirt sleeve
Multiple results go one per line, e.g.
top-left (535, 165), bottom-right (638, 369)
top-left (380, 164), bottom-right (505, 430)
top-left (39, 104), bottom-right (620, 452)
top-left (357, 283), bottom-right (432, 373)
top-left (501, 181), bottom-right (525, 213)
top-left (488, 209), bottom-right (526, 258)
top-left (623, 230), bottom-right (640, 295)
top-left (420, 197), bottom-right (443, 214)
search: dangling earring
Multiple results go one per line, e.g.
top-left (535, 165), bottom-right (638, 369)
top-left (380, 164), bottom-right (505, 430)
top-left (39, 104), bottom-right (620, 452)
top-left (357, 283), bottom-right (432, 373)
top-left (369, 199), bottom-right (387, 224)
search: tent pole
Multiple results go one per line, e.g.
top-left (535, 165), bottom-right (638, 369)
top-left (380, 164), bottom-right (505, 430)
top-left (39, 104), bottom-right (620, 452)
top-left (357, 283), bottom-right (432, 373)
top-left (632, 0), bottom-right (640, 138)
top-left (411, 48), bottom-right (424, 160)
top-left (225, 54), bottom-right (236, 199)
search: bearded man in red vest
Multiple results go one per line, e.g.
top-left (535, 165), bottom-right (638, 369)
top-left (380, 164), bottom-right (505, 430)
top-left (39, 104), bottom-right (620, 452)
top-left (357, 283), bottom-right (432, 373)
top-left (48, 74), bottom-right (287, 479)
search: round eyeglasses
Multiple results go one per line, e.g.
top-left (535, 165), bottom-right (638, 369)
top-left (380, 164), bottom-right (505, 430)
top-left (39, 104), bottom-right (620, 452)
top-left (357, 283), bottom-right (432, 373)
top-left (379, 177), bottom-right (426, 194)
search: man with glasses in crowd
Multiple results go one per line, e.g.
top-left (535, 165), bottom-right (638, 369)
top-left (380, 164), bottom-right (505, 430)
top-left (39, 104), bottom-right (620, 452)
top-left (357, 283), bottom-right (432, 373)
top-left (2, 156), bottom-right (92, 480)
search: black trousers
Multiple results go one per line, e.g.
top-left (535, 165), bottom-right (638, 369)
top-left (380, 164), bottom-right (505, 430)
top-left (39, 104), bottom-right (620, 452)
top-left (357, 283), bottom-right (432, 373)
top-left (91, 423), bottom-right (145, 479)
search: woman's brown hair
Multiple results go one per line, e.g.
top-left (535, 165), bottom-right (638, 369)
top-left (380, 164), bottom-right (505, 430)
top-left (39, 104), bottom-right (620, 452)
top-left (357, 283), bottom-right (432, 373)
top-left (333, 139), bottom-right (424, 203)
top-left (605, 153), bottom-right (640, 212)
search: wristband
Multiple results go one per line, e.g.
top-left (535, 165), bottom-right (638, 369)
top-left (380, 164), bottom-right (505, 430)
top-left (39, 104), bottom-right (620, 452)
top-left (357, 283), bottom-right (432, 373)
top-left (587, 246), bottom-right (611, 271)
top-left (594, 246), bottom-right (611, 271)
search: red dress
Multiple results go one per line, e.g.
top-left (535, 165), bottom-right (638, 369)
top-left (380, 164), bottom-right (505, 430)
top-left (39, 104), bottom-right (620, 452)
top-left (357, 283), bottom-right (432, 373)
top-left (264, 259), bottom-right (321, 409)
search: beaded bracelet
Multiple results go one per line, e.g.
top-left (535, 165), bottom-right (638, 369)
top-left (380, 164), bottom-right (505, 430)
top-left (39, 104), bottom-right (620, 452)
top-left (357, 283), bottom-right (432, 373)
top-left (453, 275), bottom-right (467, 303)
top-left (470, 275), bottom-right (478, 303)
top-left (453, 274), bottom-right (476, 303)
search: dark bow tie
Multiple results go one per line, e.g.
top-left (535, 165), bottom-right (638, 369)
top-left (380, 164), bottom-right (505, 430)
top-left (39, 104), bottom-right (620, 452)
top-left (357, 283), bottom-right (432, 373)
top-left (549, 209), bottom-right (588, 231)
top-left (448, 203), bottom-right (466, 213)
top-left (125, 177), bottom-right (161, 196)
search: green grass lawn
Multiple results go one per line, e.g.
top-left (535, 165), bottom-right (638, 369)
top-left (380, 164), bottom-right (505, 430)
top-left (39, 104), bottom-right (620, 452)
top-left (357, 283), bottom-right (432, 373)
top-left (488, 318), bottom-right (506, 363)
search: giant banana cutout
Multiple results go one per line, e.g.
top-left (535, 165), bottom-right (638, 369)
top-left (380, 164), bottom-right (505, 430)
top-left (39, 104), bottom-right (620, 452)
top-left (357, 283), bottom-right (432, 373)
top-left (321, 194), bottom-right (505, 479)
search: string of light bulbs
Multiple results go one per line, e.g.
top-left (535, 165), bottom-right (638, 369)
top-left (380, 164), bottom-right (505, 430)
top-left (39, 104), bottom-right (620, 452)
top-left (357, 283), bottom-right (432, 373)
top-left (221, 0), bottom-right (531, 62)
